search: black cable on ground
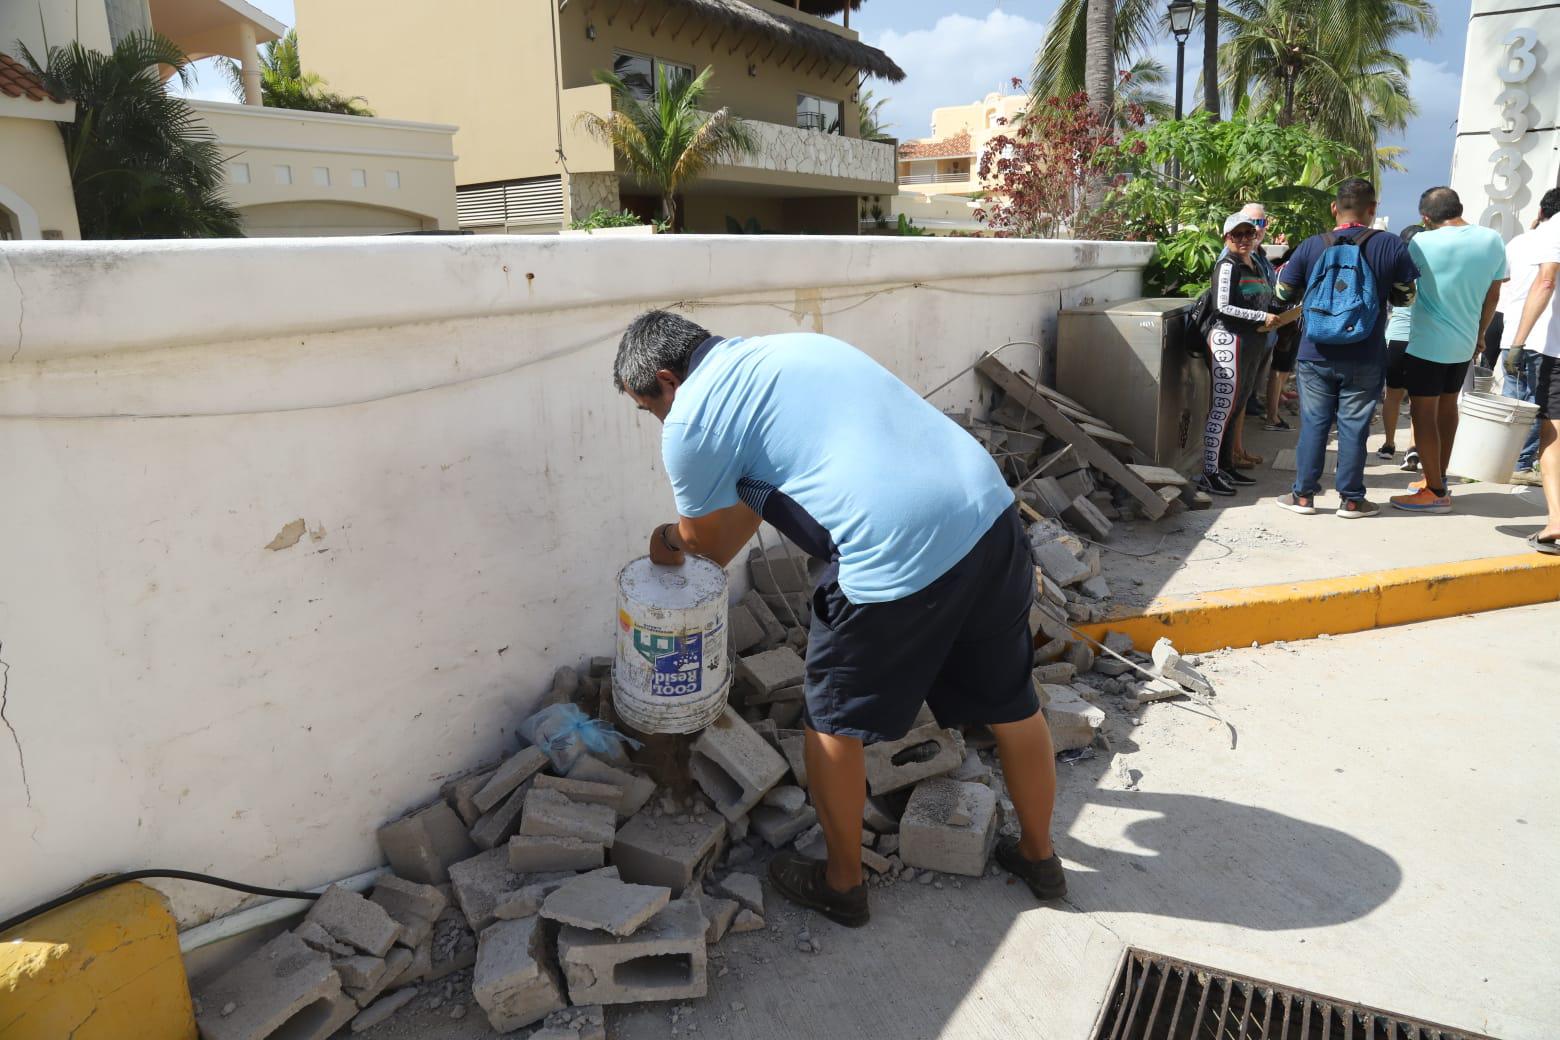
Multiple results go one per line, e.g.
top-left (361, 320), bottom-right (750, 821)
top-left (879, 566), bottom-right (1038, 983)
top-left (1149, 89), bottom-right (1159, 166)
top-left (0, 869), bottom-right (321, 936)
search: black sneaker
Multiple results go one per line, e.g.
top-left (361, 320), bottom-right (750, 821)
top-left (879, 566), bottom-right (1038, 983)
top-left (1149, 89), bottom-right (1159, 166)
top-left (1222, 467), bottom-right (1257, 486)
top-left (1262, 418), bottom-right (1292, 432)
top-left (1400, 448), bottom-right (1420, 472)
top-left (767, 850), bottom-right (870, 927)
top-left (1376, 444), bottom-right (1396, 460)
top-left (1196, 470), bottom-right (1236, 496)
top-left (995, 836), bottom-right (1067, 900)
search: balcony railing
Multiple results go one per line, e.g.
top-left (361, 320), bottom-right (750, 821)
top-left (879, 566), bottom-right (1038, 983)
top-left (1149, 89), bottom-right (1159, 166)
top-left (900, 172), bottom-right (975, 186)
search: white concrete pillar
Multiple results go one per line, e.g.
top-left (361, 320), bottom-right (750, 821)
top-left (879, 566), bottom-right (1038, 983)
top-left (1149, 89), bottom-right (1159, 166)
top-left (237, 22), bottom-right (262, 106)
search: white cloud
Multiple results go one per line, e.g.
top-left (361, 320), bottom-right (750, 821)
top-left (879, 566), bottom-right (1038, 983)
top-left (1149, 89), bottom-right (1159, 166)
top-left (866, 9), bottom-right (1050, 141)
top-left (165, 58), bottom-right (241, 104)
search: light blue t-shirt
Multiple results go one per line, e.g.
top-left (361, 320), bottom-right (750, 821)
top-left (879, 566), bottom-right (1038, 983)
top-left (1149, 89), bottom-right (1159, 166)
top-left (662, 333), bottom-right (1012, 604)
top-left (1407, 224), bottom-right (1509, 363)
top-left (1385, 305), bottom-right (1412, 343)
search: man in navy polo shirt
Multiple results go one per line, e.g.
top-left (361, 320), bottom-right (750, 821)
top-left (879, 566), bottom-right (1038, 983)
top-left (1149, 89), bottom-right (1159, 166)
top-left (613, 310), bottom-right (1065, 927)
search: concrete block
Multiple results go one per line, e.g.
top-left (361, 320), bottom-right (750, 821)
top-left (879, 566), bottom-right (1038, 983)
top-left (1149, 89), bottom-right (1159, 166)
top-left (951, 749), bottom-right (993, 785)
top-left (1034, 637), bottom-right (1068, 664)
top-left (863, 724), bottom-right (965, 795)
top-left (303, 885), bottom-right (402, 957)
top-left (693, 888), bottom-right (739, 943)
top-left (734, 648), bottom-right (806, 703)
top-left (1094, 655), bottom-right (1133, 677)
top-left (398, 935), bottom-right (432, 986)
top-left (861, 846), bottom-right (893, 875)
top-left (750, 804), bottom-right (817, 848)
top-left (1031, 476), bottom-right (1073, 517)
top-left (294, 920), bottom-right (354, 958)
top-left (541, 875), bottom-right (671, 937)
top-left (1056, 466), bottom-right (1096, 502)
top-left (1031, 538), bottom-right (1091, 587)
top-left (1031, 602), bottom-right (1070, 643)
top-left (470, 781), bottom-right (533, 850)
top-left (740, 589), bottom-right (787, 650)
top-left (1130, 677), bottom-right (1185, 706)
top-left (611, 806), bottom-right (727, 896)
top-left (194, 931), bottom-right (342, 1040)
top-left (509, 834), bottom-right (606, 872)
top-left (728, 602), bottom-right (766, 655)
top-left (494, 867), bottom-right (618, 921)
top-left (474, 746), bottom-right (548, 814)
top-left (521, 786), bottom-right (618, 845)
top-left (761, 785), bottom-right (807, 814)
top-left (749, 717), bottom-right (781, 751)
top-left (1039, 684), bottom-right (1105, 751)
top-left (730, 908), bottom-right (764, 933)
top-left (1032, 662), bottom-right (1076, 686)
top-left (1079, 574), bottom-right (1112, 600)
top-left (1151, 638), bottom-right (1214, 695)
top-left (473, 917), bottom-right (567, 1033)
top-left (1066, 641), bottom-right (1095, 674)
top-left (349, 987), bottom-right (418, 1033)
top-left (899, 779), bottom-right (1000, 878)
top-left (777, 732), bottom-right (808, 787)
top-left (442, 767), bottom-right (499, 827)
top-left (689, 706), bottom-right (789, 821)
top-left (711, 872), bottom-right (763, 915)
top-left (377, 800), bottom-right (479, 885)
top-left (1063, 494), bottom-right (1113, 541)
top-left (370, 877), bottom-right (446, 949)
top-left (761, 591), bottom-right (811, 629)
top-left (332, 955), bottom-right (386, 992)
top-left (1103, 630), bottom-right (1135, 655)
top-left (343, 946), bottom-right (411, 1007)
top-left (448, 847), bottom-right (532, 933)
top-left (556, 899), bottom-right (708, 1006)
top-left (794, 822), bottom-right (828, 860)
top-left (567, 754), bottom-right (658, 820)
top-left (748, 544), bottom-right (815, 595)
top-left (533, 773), bottom-right (623, 808)
top-left (767, 700), bottom-right (804, 729)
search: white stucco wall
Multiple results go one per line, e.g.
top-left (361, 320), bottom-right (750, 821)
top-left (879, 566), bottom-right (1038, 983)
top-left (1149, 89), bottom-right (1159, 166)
top-left (0, 235), bottom-right (1149, 926)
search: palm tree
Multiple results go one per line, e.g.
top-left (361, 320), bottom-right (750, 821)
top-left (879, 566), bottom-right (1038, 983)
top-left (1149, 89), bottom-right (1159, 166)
top-left (1084, 0), bottom-right (1117, 124)
top-left (23, 32), bottom-right (242, 238)
top-left (858, 88), bottom-right (892, 142)
top-left (1117, 56), bottom-right (1173, 125)
top-left (216, 28), bottom-right (371, 116)
top-left (1033, 0), bottom-right (1159, 99)
top-left (1220, 0), bottom-right (1436, 176)
top-left (576, 64), bottom-right (756, 230)
top-left (1203, 0), bottom-right (1221, 119)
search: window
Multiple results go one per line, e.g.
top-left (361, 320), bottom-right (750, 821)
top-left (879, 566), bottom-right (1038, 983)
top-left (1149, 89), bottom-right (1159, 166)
top-left (350, 169), bottom-right (367, 188)
top-left (612, 51), bottom-right (692, 101)
top-left (312, 166), bottom-right (331, 187)
top-left (229, 162), bottom-right (251, 185)
top-left (384, 170), bottom-right (401, 190)
top-left (273, 164), bottom-right (293, 185)
top-left (797, 94), bottom-right (842, 135)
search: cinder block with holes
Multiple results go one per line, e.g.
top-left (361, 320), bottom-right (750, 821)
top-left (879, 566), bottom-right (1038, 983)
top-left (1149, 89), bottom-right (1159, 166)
top-left (194, 931), bottom-right (347, 1040)
top-left (377, 800), bottom-right (478, 884)
top-left (611, 807), bottom-right (727, 896)
top-left (472, 916), bottom-right (567, 1033)
top-left (556, 898), bottom-right (708, 1005)
top-left (688, 706), bottom-right (788, 822)
top-left (862, 724), bottom-right (965, 795)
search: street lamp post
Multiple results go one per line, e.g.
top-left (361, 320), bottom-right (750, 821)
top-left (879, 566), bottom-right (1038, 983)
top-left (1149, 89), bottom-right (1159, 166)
top-left (1167, 0), bottom-right (1195, 188)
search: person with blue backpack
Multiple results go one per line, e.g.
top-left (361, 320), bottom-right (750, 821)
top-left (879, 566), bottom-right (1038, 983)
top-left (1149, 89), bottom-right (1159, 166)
top-left (1272, 178), bottom-right (1420, 518)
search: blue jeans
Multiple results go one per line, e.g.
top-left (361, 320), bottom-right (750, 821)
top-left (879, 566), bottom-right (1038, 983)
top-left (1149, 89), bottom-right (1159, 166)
top-left (1499, 349), bottom-right (1542, 470)
top-left (1293, 358), bottom-right (1381, 502)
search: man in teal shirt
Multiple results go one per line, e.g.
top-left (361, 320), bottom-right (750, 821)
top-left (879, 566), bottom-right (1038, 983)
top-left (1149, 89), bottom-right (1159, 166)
top-left (1391, 188), bottom-right (1509, 513)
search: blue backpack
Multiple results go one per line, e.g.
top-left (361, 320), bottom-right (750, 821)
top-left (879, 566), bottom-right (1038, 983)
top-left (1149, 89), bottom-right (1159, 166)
top-left (1302, 228), bottom-right (1381, 344)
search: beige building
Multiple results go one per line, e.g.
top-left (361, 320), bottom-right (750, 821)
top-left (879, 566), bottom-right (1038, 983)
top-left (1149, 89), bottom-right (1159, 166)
top-left (298, 0), bottom-right (904, 235)
top-left (896, 91), bottom-right (1027, 194)
top-left (1, 0), bottom-right (458, 239)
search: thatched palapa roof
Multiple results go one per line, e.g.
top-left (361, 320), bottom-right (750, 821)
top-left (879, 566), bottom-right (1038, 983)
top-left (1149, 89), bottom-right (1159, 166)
top-left (661, 0), bottom-right (904, 81)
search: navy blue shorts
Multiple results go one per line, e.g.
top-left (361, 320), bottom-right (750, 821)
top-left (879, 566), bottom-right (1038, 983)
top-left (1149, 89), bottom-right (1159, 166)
top-left (801, 505), bottom-right (1040, 744)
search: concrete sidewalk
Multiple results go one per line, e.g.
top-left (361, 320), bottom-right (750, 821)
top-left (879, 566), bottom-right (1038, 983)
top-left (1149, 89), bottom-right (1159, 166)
top-left (1102, 416), bottom-right (1550, 609)
top-left (363, 604), bottom-right (1558, 1040)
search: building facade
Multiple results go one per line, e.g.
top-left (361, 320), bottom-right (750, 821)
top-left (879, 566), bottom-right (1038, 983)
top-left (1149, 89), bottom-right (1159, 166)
top-left (298, 0), bottom-right (904, 235)
top-left (896, 92), bottom-right (1027, 195)
top-left (0, 55), bottom-right (80, 240)
top-left (1449, 0), bottom-right (1559, 239)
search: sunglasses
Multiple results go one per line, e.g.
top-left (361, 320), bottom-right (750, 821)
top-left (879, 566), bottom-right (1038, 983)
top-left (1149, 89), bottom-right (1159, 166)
top-left (1250, 218), bottom-right (1268, 228)
top-left (1227, 228), bottom-right (1259, 241)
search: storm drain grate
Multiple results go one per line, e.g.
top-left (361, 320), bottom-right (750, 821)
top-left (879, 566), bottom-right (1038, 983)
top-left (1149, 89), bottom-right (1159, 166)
top-left (1090, 948), bottom-right (1500, 1040)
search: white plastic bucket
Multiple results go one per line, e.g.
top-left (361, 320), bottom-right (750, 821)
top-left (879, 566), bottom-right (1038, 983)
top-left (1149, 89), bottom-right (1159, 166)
top-left (1471, 365), bottom-right (1495, 394)
top-left (613, 555), bottom-right (731, 734)
top-left (1447, 391), bottom-right (1541, 483)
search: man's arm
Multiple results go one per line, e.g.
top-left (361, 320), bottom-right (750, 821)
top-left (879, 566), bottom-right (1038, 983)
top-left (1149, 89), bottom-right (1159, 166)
top-left (1510, 261), bottom-right (1559, 347)
top-left (651, 502), bottom-right (762, 568)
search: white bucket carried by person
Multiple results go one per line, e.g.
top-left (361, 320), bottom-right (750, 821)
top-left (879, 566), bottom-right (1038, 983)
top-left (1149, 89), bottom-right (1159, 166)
top-left (1447, 392), bottom-right (1541, 483)
top-left (613, 555), bottom-right (731, 734)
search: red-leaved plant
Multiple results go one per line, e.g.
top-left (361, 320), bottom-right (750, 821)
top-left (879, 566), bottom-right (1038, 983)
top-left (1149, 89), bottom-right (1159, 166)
top-left (976, 87), bottom-right (1143, 239)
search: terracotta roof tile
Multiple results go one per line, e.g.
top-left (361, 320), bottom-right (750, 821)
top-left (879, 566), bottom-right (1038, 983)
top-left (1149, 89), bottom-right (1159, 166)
top-left (0, 52), bottom-right (67, 105)
top-left (898, 129), bottom-right (973, 160)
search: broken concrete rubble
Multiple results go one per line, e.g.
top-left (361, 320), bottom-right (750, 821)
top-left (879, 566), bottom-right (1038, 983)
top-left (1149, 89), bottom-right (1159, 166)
top-left (474, 746), bottom-right (549, 814)
top-left (711, 872), bottom-right (763, 915)
top-left (521, 786), bottom-right (618, 846)
top-left (1038, 684), bottom-right (1107, 752)
top-left (303, 885), bottom-right (402, 957)
top-left (689, 705), bottom-right (789, 821)
top-left (194, 931), bottom-right (343, 1040)
top-left (473, 916), bottom-right (567, 1032)
top-left (469, 781), bottom-right (533, 850)
top-left (1151, 637), bottom-right (1214, 695)
top-left (612, 806), bottom-right (727, 896)
top-left (509, 834), bottom-right (606, 872)
top-left (863, 723), bottom-right (965, 794)
top-left (567, 754), bottom-right (658, 820)
top-left (540, 874), bottom-right (671, 937)
top-left (556, 898), bottom-right (709, 1005)
top-left (734, 647), bottom-right (805, 703)
top-left (532, 773), bottom-right (624, 809)
top-left (899, 778), bottom-right (1000, 878)
top-left (377, 800), bottom-right (478, 885)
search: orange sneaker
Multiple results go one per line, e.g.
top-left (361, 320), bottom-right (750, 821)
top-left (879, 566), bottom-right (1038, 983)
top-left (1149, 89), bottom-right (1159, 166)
top-left (1408, 477), bottom-right (1427, 491)
top-left (1390, 487), bottom-right (1452, 513)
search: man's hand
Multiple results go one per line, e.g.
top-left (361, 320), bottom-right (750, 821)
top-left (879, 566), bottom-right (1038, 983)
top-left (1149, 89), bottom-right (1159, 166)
top-left (649, 523), bottom-right (685, 566)
top-left (1504, 346), bottom-right (1524, 378)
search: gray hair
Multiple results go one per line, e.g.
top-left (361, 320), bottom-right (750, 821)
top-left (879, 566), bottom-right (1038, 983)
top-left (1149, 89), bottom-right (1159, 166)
top-left (613, 310), bottom-right (712, 396)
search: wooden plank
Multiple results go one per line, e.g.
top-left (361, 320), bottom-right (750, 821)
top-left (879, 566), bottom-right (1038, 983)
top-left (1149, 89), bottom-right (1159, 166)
top-left (1017, 500), bottom-right (1045, 524)
top-left (977, 357), bottom-right (1169, 520)
top-left (1158, 485), bottom-right (1184, 503)
top-left (1130, 464), bottom-right (1189, 488)
top-left (1028, 379), bottom-right (1090, 414)
top-left (1082, 423), bottom-right (1135, 447)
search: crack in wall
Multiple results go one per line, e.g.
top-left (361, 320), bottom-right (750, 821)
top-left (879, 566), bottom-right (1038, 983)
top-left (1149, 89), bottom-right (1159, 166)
top-left (0, 642), bottom-right (31, 807)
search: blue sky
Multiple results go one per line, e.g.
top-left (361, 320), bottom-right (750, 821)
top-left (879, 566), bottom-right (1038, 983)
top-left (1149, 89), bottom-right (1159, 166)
top-left (197, 0), bottom-right (1466, 231)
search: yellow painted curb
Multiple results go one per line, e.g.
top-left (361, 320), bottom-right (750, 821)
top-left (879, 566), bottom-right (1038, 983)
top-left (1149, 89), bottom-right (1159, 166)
top-left (0, 882), bottom-right (196, 1040)
top-left (1077, 552), bottom-right (1560, 652)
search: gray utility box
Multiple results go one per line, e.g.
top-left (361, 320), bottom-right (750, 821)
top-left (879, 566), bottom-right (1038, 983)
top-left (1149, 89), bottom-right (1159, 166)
top-left (1056, 298), bottom-right (1208, 474)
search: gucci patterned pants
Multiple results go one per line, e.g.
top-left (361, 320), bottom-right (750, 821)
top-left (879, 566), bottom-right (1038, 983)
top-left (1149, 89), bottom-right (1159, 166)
top-left (1204, 326), bottom-right (1244, 474)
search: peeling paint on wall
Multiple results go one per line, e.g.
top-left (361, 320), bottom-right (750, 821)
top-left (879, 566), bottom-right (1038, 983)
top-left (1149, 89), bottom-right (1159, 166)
top-left (791, 288), bottom-right (825, 332)
top-left (265, 519), bottom-right (306, 551)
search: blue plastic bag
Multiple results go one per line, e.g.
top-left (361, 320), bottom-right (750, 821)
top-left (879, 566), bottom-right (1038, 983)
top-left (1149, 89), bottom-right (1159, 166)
top-left (518, 703), bottom-right (641, 772)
